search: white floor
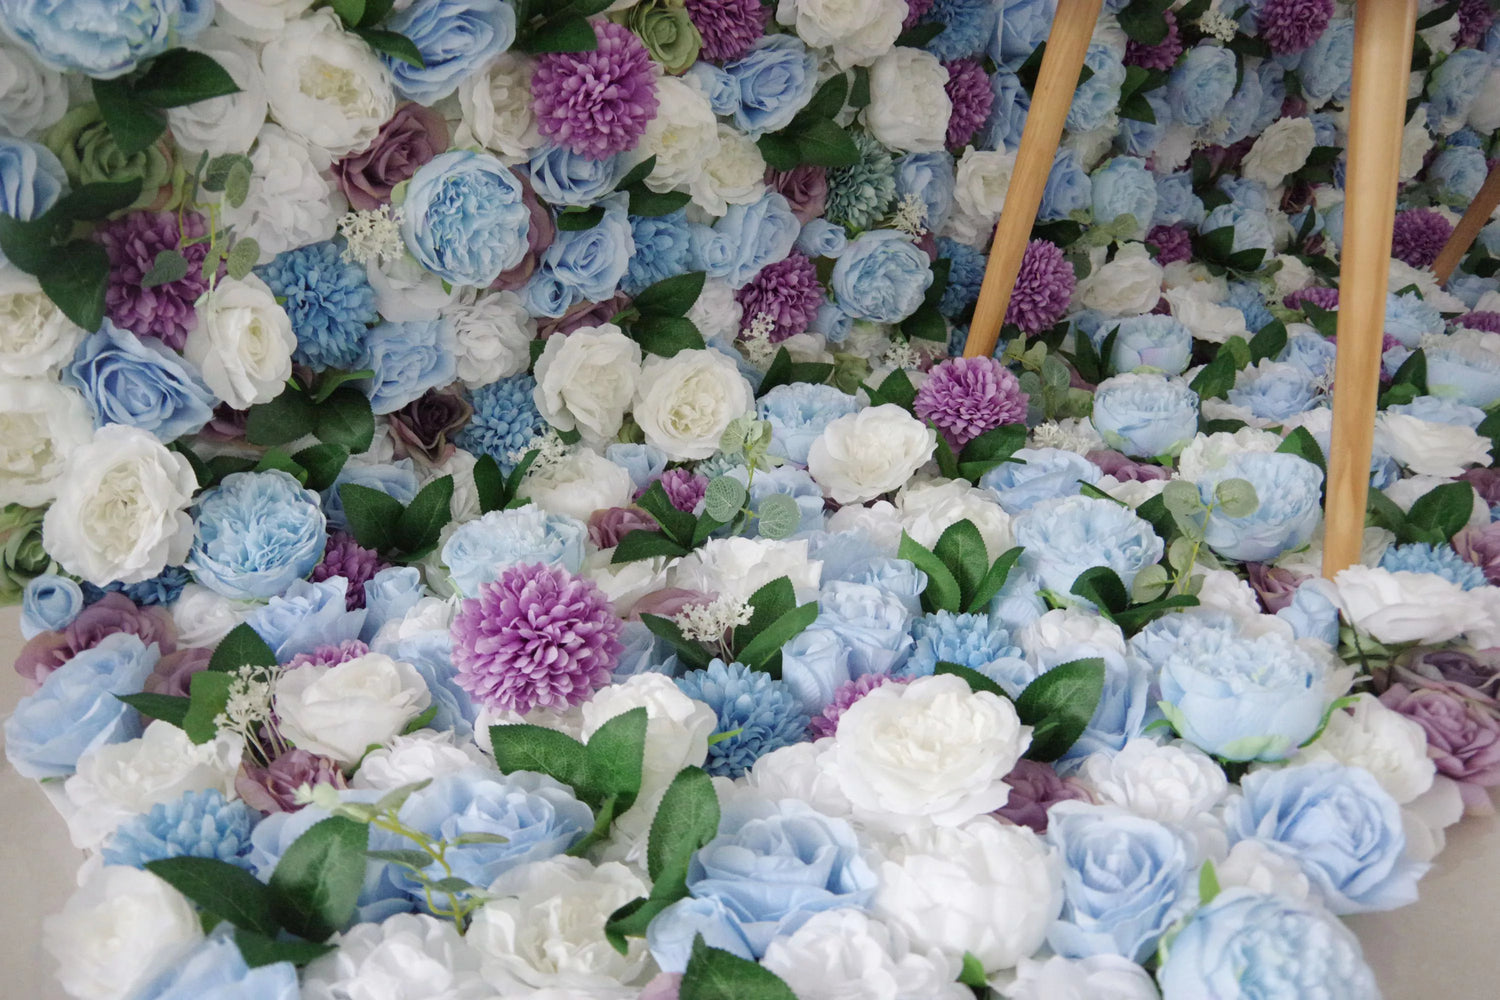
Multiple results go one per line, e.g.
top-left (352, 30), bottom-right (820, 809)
top-left (1, 606), bottom-right (1496, 999)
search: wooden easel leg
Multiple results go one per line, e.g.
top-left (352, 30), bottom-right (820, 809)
top-left (961, 0), bottom-right (1104, 359)
top-left (1323, 0), bottom-right (1419, 578)
top-left (1432, 166), bottom-right (1500, 284)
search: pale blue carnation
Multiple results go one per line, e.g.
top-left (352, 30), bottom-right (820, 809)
top-left (623, 210), bottom-right (695, 295)
top-left (840, 557), bottom-right (928, 618)
top-left (1276, 329), bottom-right (1338, 381)
top-left (0, 137), bottom-right (65, 262)
top-left (1200, 203), bottom-right (1275, 256)
top-left (812, 580), bottom-right (915, 677)
top-left (1426, 336), bottom-right (1500, 408)
top-left (402, 150), bottom-right (531, 286)
top-left (991, 0), bottom-right (1055, 68)
top-left (779, 627), bottom-right (852, 715)
top-left (1431, 145), bottom-right (1489, 207)
top-left (1379, 543), bottom-right (1489, 590)
top-left (185, 471), bottom-right (327, 601)
top-left (532, 199), bottom-right (634, 309)
top-left (684, 63), bottom-right (740, 116)
top-left (895, 151), bottom-right (956, 233)
top-left (360, 566), bottom-right (426, 643)
top-left (981, 69), bottom-right (1030, 151)
top-left (379, 630), bottom-right (478, 740)
top-left (795, 218), bottom-right (848, 258)
top-left (1383, 290), bottom-right (1444, 348)
top-left (606, 443), bottom-right (668, 491)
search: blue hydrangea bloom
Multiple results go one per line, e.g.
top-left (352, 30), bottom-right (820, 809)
top-left (623, 211), bottom-right (696, 295)
top-left (258, 241), bottom-right (379, 371)
top-left (82, 565), bottom-right (191, 608)
top-left (938, 237), bottom-right (987, 318)
top-left (901, 611), bottom-right (1032, 690)
top-left (103, 789), bottom-right (259, 870)
top-left (921, 0), bottom-right (1001, 61)
top-left (1379, 543), bottom-right (1489, 590)
top-left (457, 375), bottom-right (548, 473)
top-left (676, 660), bottom-right (808, 778)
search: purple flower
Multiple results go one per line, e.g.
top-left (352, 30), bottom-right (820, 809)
top-left (531, 21), bottom-right (659, 159)
top-left (15, 592), bottom-right (177, 689)
top-left (451, 562), bottom-right (624, 714)
top-left (285, 639), bottom-right (372, 670)
top-left (684, 0), bottom-right (769, 62)
top-left (143, 647), bottom-right (212, 698)
top-left (1285, 286), bottom-right (1339, 311)
top-left (914, 355), bottom-right (1028, 451)
top-left (93, 211), bottom-right (212, 351)
top-left (1461, 310), bottom-right (1500, 334)
top-left (1454, 522), bottom-right (1500, 585)
top-left (311, 532), bottom-right (388, 611)
top-left (1257, 0), bottom-right (1334, 55)
top-left (387, 387), bottom-right (474, 466)
top-left (944, 58), bottom-right (993, 150)
top-left (588, 506), bottom-right (660, 549)
top-left (1391, 208), bottom-right (1452, 269)
top-left (1381, 682), bottom-right (1500, 814)
top-left (1086, 449), bottom-right (1172, 483)
top-left (807, 673), bottom-right (909, 739)
top-left (994, 758), bottom-right (1094, 834)
top-left (1005, 239), bottom-right (1075, 336)
top-left (904, 0), bottom-right (937, 29)
top-left (735, 252), bottom-right (824, 343)
top-left (1125, 9), bottom-right (1182, 70)
top-left (1246, 561), bottom-right (1309, 613)
top-left (1457, 0), bottom-right (1495, 48)
top-left (631, 587), bottom-right (716, 620)
top-left (1147, 224), bottom-right (1193, 265)
top-left (766, 165), bottom-right (828, 225)
top-left (334, 103), bottom-right (450, 211)
top-left (656, 467), bottom-right (709, 512)
top-left (236, 749), bottom-right (349, 814)
top-left (1460, 467), bottom-right (1500, 507)
top-left (1394, 648), bottom-right (1500, 704)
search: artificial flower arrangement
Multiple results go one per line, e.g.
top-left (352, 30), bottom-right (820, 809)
top-left (3, 0), bottom-right (1500, 997)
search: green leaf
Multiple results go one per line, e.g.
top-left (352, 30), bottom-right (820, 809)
top-left (330, 0), bottom-right (365, 25)
top-left (636, 479), bottom-right (697, 545)
top-left (365, 848), bottom-right (434, 869)
top-left (254, 448), bottom-right (308, 485)
top-left (48, 178), bottom-right (144, 221)
top-left (1415, 0), bottom-right (1462, 30)
top-left (232, 930), bottom-right (334, 969)
top-left (132, 49), bottom-right (240, 108)
top-left (556, 205), bottom-right (606, 231)
top-left (735, 601), bottom-right (818, 674)
top-left (490, 722), bottom-right (589, 787)
top-left (1366, 488), bottom-right (1413, 539)
top-left (755, 493), bottom-right (802, 541)
top-left (208, 622), bottom-right (278, 673)
top-left (472, 454), bottom-right (505, 513)
top-left (934, 661), bottom-right (1008, 698)
top-left (202, 154), bottom-right (253, 193)
top-left (933, 519), bottom-right (988, 612)
top-left (91, 77), bottom-right (167, 157)
top-left (1388, 348), bottom-right (1428, 394)
top-left (756, 131), bottom-right (800, 172)
top-left (1015, 658), bottom-right (1107, 762)
top-left (646, 767), bottom-right (719, 886)
top-left (959, 952), bottom-right (988, 988)
top-left (1069, 566), bottom-right (1130, 616)
top-left (1198, 859), bottom-right (1221, 905)
top-left (357, 27), bottom-right (426, 67)
top-left (523, 15), bottom-right (598, 54)
top-left (183, 670), bottom-right (233, 745)
top-left (396, 474), bottom-right (454, 557)
top-left (635, 316), bottom-right (706, 357)
top-left (898, 532), bottom-right (962, 613)
top-left (309, 368), bottom-right (375, 405)
top-left (0, 214), bottom-right (56, 274)
top-left (967, 546), bottom-right (1024, 613)
top-left (115, 692), bottom-right (191, 728)
top-left (338, 482), bottom-right (406, 553)
top-left (1247, 320), bottom-right (1287, 363)
top-left (1213, 477), bottom-right (1259, 519)
top-left (268, 816), bottom-right (371, 942)
top-left (1189, 349), bottom-right (1238, 401)
top-left (680, 935), bottom-right (798, 1000)
top-left (611, 529), bottom-right (691, 563)
top-left (1276, 426), bottom-right (1326, 474)
top-left (449, 831), bottom-right (512, 846)
top-left (1405, 481), bottom-right (1475, 544)
top-left (633, 271), bottom-right (707, 317)
top-left (794, 118), bottom-right (860, 168)
top-left (615, 154), bottom-right (657, 191)
top-left (38, 241), bottom-right (111, 332)
top-left (1118, 0), bottom-right (1174, 45)
top-left (848, 65), bottom-right (870, 108)
top-left (245, 389), bottom-right (318, 447)
top-left (225, 238), bottom-right (259, 279)
top-left (580, 706), bottom-right (648, 813)
top-left (863, 368), bottom-right (917, 413)
top-left (732, 576), bottom-right (796, 656)
top-left (401, 704), bottom-right (438, 735)
top-left (1199, 225), bottom-right (1236, 263)
top-left (1477, 407), bottom-right (1500, 461)
top-left (141, 249), bottom-right (190, 288)
top-left (316, 387), bottom-right (376, 454)
top-left (626, 185), bottom-right (691, 217)
top-left (900, 304), bottom-right (947, 342)
top-left (703, 476), bottom-right (748, 522)
top-left (798, 72), bottom-right (848, 122)
top-left (291, 443), bottom-right (350, 492)
top-left (145, 858), bottom-right (280, 937)
top-left (639, 613), bottom-right (714, 671)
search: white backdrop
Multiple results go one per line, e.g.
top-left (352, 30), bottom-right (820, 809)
top-left (1, 606), bottom-right (1495, 999)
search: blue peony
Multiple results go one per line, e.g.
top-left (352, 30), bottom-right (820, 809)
top-left (245, 577), bottom-right (367, 662)
top-left (1275, 579), bottom-right (1341, 646)
top-left (1117, 92), bottom-right (1171, 159)
top-left (895, 152), bottom-right (956, 233)
top-left (1426, 334), bottom-right (1500, 408)
top-left (1091, 372), bottom-right (1200, 458)
top-left (981, 447), bottom-right (1102, 515)
top-left (684, 62), bottom-right (740, 116)
top-left (322, 459), bottom-right (421, 533)
top-left (729, 464), bottom-right (825, 538)
top-left (103, 789), bottom-right (259, 870)
top-left (441, 506), bottom-right (586, 596)
top-left (724, 33), bottom-right (819, 136)
top-left (360, 566), bottom-right (426, 642)
top-left (831, 230), bottom-right (934, 323)
top-left (20, 574), bottom-right (84, 637)
top-left (1299, 17), bottom-right (1355, 105)
top-left (922, 0), bottom-right (1001, 60)
top-left (257, 240), bottom-right (379, 372)
top-left (64, 320), bottom-right (215, 442)
top-left (1198, 452), bottom-right (1324, 563)
top-left (1380, 542), bottom-right (1489, 590)
top-left (531, 199), bottom-right (634, 311)
top-left (1167, 44), bottom-right (1237, 127)
top-left (778, 627), bottom-right (852, 714)
top-left (1153, 171), bottom-right (1205, 228)
top-left (378, 630), bottom-right (478, 740)
top-left (1200, 203), bottom-right (1275, 256)
top-left (1014, 495), bottom-right (1165, 596)
top-left (185, 471), bottom-right (328, 601)
top-left (1431, 145), bottom-right (1489, 207)
top-left (812, 580), bottom-right (915, 677)
top-left (981, 68), bottom-right (1030, 152)
top-left (1066, 44), bottom-right (1127, 132)
top-left (1389, 394), bottom-right (1487, 430)
top-left (0, 0), bottom-right (207, 78)
top-left (992, 0), bottom-right (1056, 68)
top-left (758, 383), bottom-right (863, 466)
top-left (360, 318), bottom-right (458, 414)
top-left (527, 143), bottom-right (622, 207)
top-left (1046, 802), bottom-right (1197, 963)
top-left (1253, 60), bottom-right (1286, 133)
top-left (1225, 280), bottom-right (1274, 333)
top-left (402, 150), bottom-right (532, 286)
top-left (938, 237), bottom-right (986, 317)
top-left (457, 374), bottom-right (548, 472)
top-left (133, 931), bottom-right (297, 1000)
top-left (381, 0), bottom-right (515, 103)
top-left (623, 210), bottom-right (695, 295)
top-left (695, 191), bottom-right (800, 289)
top-left (605, 443), bottom-right (669, 491)
top-left (3, 632), bottom-right (156, 779)
top-left (1276, 328), bottom-right (1338, 381)
top-left (841, 557), bottom-right (928, 617)
top-left (676, 660), bottom-right (809, 778)
top-left (901, 611), bottom-right (1032, 692)
top-left (0, 135), bottom-right (65, 267)
top-left (1091, 156), bottom-right (1157, 239)
top-left (1226, 361), bottom-right (1320, 422)
top-left (1224, 762), bottom-right (1424, 914)
top-left (1157, 888), bottom-right (1379, 999)
top-left (1429, 47), bottom-right (1493, 124)
top-left (1103, 314), bottom-right (1193, 375)
top-left (1218, 70), bottom-right (1264, 146)
top-left (809, 298), bottom-right (851, 343)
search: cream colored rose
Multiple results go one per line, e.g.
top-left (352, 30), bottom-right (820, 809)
top-left (260, 8), bottom-right (395, 157)
top-left (1241, 117), bottom-right (1316, 188)
top-left (0, 377), bottom-right (92, 507)
top-left (808, 404), bottom-right (937, 504)
top-left (633, 348), bottom-right (754, 460)
top-left (167, 29), bottom-right (269, 157)
top-left (0, 37), bottom-right (66, 137)
top-left (274, 651), bottom-right (432, 764)
top-left (865, 47), bottom-right (951, 153)
top-left (533, 324), bottom-right (642, 446)
top-left (954, 148), bottom-right (1017, 222)
top-left (456, 52), bottom-right (543, 162)
top-left (1374, 411), bottom-right (1492, 478)
top-left (776, 0), bottom-right (907, 68)
top-left (0, 269), bottom-right (84, 377)
top-left (1076, 242), bottom-right (1164, 317)
top-left (896, 477), bottom-right (1014, 560)
top-left (689, 124), bottom-right (768, 215)
top-left (184, 273), bottom-right (296, 409)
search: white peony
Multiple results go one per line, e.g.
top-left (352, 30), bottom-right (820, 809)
top-left (1333, 565), bottom-right (1497, 645)
top-left (0, 37), bottom-right (66, 137)
top-left (581, 673), bottom-right (715, 808)
top-left (872, 815), bottom-right (1062, 972)
top-left (42, 866), bottom-right (203, 1000)
top-left (0, 377), bottom-right (93, 507)
top-left (954, 148), bottom-right (1018, 223)
top-left (213, 0), bottom-right (316, 40)
top-left (670, 536), bottom-right (823, 604)
top-left (519, 446), bottom-right (635, 522)
top-left (1388, 257), bottom-right (1465, 312)
top-left (0, 269), bottom-right (84, 377)
top-left (1163, 284), bottom-right (1250, 344)
top-left (1000, 954), bottom-right (1161, 1000)
top-left (1274, 522), bottom-right (1396, 580)
top-left (1214, 838), bottom-right (1312, 902)
top-left (865, 47), bottom-right (951, 153)
top-left (533, 324), bottom-right (643, 446)
top-left (1469, 65), bottom-right (1500, 133)
top-left (455, 52), bottom-right (543, 162)
top-left (1294, 693), bottom-right (1435, 806)
top-left (445, 290), bottom-right (535, 388)
top-left (221, 124), bottom-right (347, 261)
top-left (825, 499), bottom-right (904, 553)
top-left (809, 404), bottom-right (938, 504)
top-left (367, 250), bottom-right (459, 321)
top-left (684, 276), bottom-right (743, 343)
top-left (259, 8), bottom-right (395, 157)
top-left (1193, 568), bottom-right (1270, 628)
top-left (633, 348), bottom-right (755, 460)
top-left (184, 273), bottom-right (296, 409)
top-left (689, 124), bottom-right (768, 215)
top-left (1374, 411), bottom-right (1492, 477)
top-left (1019, 607), bottom-right (1128, 662)
top-left (895, 478), bottom-right (1015, 560)
top-left (761, 908), bottom-right (969, 1000)
top-left (351, 730), bottom-right (489, 791)
top-left (167, 29), bottom-right (269, 156)
top-left (1077, 242), bottom-right (1164, 316)
top-left (1241, 116), bottom-right (1316, 188)
top-left (776, 0), bottom-right (907, 68)
top-left (1076, 738), bottom-right (1229, 858)
top-left (579, 549), bottom-right (672, 618)
top-left (828, 674), bottom-right (1030, 831)
top-left (170, 583), bottom-right (256, 647)
top-left (274, 652), bottom-right (432, 764)
top-left (1176, 427), bottom-right (1282, 481)
top-left (747, 740), bottom-right (854, 819)
top-left (302, 913), bottom-right (489, 1000)
top-left (632, 76), bottom-right (718, 193)
top-left (42, 425), bottom-right (197, 585)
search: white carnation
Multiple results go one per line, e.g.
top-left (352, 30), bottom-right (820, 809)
top-left (445, 290), bottom-right (536, 388)
top-left (685, 276), bottom-right (744, 343)
top-left (456, 52), bottom-right (544, 162)
top-left (171, 583), bottom-right (256, 647)
top-left (221, 124), bottom-right (347, 261)
top-left (1214, 838), bottom-right (1312, 902)
top-left (213, 0), bottom-right (316, 40)
top-left (1334, 565), bottom-right (1497, 645)
top-left (954, 148), bottom-right (1017, 223)
top-left (367, 251), bottom-right (459, 322)
top-left (746, 740), bottom-right (854, 818)
top-left (1077, 738), bottom-right (1229, 858)
top-left (1177, 427), bottom-right (1283, 481)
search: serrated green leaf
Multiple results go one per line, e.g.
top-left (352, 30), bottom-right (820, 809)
top-left (1069, 566), bottom-right (1130, 616)
top-left (1014, 658), bottom-right (1107, 762)
top-left (291, 442), bottom-right (350, 492)
top-left (145, 857), bottom-right (280, 937)
top-left (232, 929), bottom-right (334, 969)
top-left (636, 479), bottom-right (697, 545)
top-left (1276, 425), bottom-right (1326, 474)
top-left (556, 205), bottom-right (606, 231)
top-left (934, 519), bottom-right (988, 613)
top-left (338, 482), bottom-right (405, 553)
top-left (580, 706), bottom-right (648, 813)
top-left (396, 474), bottom-right (453, 556)
top-left (633, 271), bottom-right (707, 318)
top-left (680, 935), bottom-right (798, 1000)
top-left (132, 49), bottom-right (240, 108)
top-left (358, 27), bottom-right (426, 68)
top-left (646, 766), bottom-right (719, 885)
top-left (91, 77), bottom-right (167, 157)
top-left (245, 389), bottom-right (318, 447)
top-left (316, 387), bottom-right (376, 454)
top-left (519, 14), bottom-right (597, 54)
top-left (934, 661), bottom-right (1009, 698)
top-left (489, 723), bottom-right (589, 788)
top-left (1248, 320), bottom-right (1287, 363)
top-left (794, 118), bottom-right (860, 168)
top-left (1405, 481), bottom-right (1475, 543)
top-left (610, 529), bottom-right (691, 564)
top-left (967, 545), bottom-right (1024, 613)
top-left (268, 817), bottom-right (371, 941)
top-left (615, 154), bottom-right (657, 192)
top-left (183, 670), bottom-right (233, 744)
top-left (38, 241), bottom-right (111, 332)
top-left (635, 316), bottom-right (705, 357)
top-left (115, 692), bottom-right (191, 729)
top-left (898, 532), bottom-right (962, 613)
top-left (639, 613), bottom-right (714, 670)
top-left (208, 622), bottom-right (278, 673)
top-left (626, 184), bottom-right (691, 217)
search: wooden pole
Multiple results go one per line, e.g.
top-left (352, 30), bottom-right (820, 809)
top-left (1323, 0), bottom-right (1419, 578)
top-left (962, 0), bottom-right (1104, 359)
top-left (1431, 165), bottom-right (1500, 284)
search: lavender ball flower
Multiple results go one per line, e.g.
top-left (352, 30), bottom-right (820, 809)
top-left (735, 252), bottom-right (824, 343)
top-left (944, 58), bottom-right (993, 149)
top-left (684, 0), bottom-right (769, 62)
top-left (913, 355), bottom-right (1028, 451)
top-left (1390, 208), bottom-right (1453, 270)
top-left (1256, 0), bottom-right (1335, 55)
top-left (531, 21), bottom-right (660, 159)
top-left (1005, 239), bottom-right (1075, 336)
top-left (311, 531), bottom-right (389, 610)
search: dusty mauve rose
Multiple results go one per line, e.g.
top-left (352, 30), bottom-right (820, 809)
top-left (334, 103), bottom-right (450, 211)
top-left (1454, 522), bottom-right (1500, 585)
top-left (1246, 561), bottom-right (1308, 613)
top-left (994, 757), bottom-right (1094, 833)
top-left (15, 593), bottom-right (177, 688)
top-left (588, 506), bottom-right (660, 549)
top-left (639, 973), bottom-right (682, 1000)
top-left (389, 387), bottom-right (473, 466)
top-left (236, 749), bottom-right (349, 813)
top-left (200, 403), bottom-right (250, 442)
top-left (629, 588), bottom-right (715, 620)
top-left (1460, 468), bottom-right (1500, 507)
top-left (1386, 649), bottom-right (1500, 711)
top-left (144, 647), bottom-right (213, 697)
top-left (1086, 449), bottom-right (1172, 483)
top-left (490, 174), bottom-right (556, 291)
top-left (1380, 682), bottom-right (1500, 814)
top-left (766, 165), bottom-right (827, 224)
top-left (536, 290), bottom-right (633, 339)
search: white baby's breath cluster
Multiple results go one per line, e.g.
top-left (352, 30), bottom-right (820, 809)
top-left (338, 204), bottom-right (406, 266)
top-left (739, 311), bottom-right (779, 367)
top-left (673, 594), bottom-right (754, 644)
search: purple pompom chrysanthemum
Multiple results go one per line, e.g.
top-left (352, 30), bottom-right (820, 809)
top-left (93, 211), bottom-right (213, 351)
top-left (1125, 10), bottom-right (1182, 70)
top-left (1457, 0), bottom-right (1495, 48)
top-left (808, 674), bottom-right (910, 739)
top-left (944, 58), bottom-right (993, 150)
top-left (1391, 208), bottom-right (1452, 269)
top-left (685, 0), bottom-right (771, 62)
top-left (736, 252), bottom-right (824, 343)
top-left (1147, 224), bottom-right (1193, 265)
top-left (311, 532), bottom-right (389, 610)
top-left (655, 467), bottom-right (709, 512)
top-left (1258, 0), bottom-right (1335, 55)
top-left (914, 355), bottom-right (1029, 451)
top-left (1005, 238), bottom-right (1075, 335)
top-left (1461, 310), bottom-right (1500, 333)
top-left (451, 562), bottom-right (623, 715)
top-left (285, 640), bottom-right (371, 670)
top-left (531, 21), bottom-right (660, 159)
top-left (903, 0), bottom-right (937, 29)
top-left (1285, 286), bottom-right (1339, 311)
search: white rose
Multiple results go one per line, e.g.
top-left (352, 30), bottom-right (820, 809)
top-left (533, 324), bottom-right (642, 446)
top-left (1333, 565), bottom-right (1496, 645)
top-left (1271, 256), bottom-right (1316, 300)
top-left (1076, 242), bottom-right (1164, 317)
top-left (1019, 607), bottom-right (1127, 664)
top-left (1294, 693), bottom-right (1435, 806)
top-left (1469, 66), bottom-right (1500, 133)
top-left (0, 377), bottom-right (92, 506)
top-left (685, 276), bottom-right (743, 343)
top-left (580, 673), bottom-right (715, 826)
top-left (954, 148), bottom-right (1017, 222)
top-left (1214, 838), bottom-right (1312, 902)
top-left (1193, 568), bottom-right (1268, 627)
top-left (747, 740), bottom-right (854, 818)
top-left (62, 721), bottom-right (244, 848)
top-left (42, 866), bottom-right (204, 1000)
top-left (1077, 738), bottom-right (1229, 859)
top-left (167, 29), bottom-right (270, 156)
top-left (0, 37), bottom-right (66, 137)
top-left (1163, 284), bottom-right (1249, 344)
top-left (456, 52), bottom-right (543, 162)
top-left (809, 404), bottom-right (937, 504)
top-left (896, 477), bottom-right (1015, 560)
top-left (762, 908), bottom-right (969, 1000)
top-left (42, 425), bottom-right (197, 585)
top-left (1241, 116), bottom-right (1316, 188)
top-left (367, 251), bottom-right (459, 321)
top-left (632, 76), bottom-right (718, 193)
top-left (221, 124), bottom-right (347, 261)
top-left (872, 816), bottom-right (1062, 972)
top-left (1274, 524), bottom-right (1394, 579)
top-left (519, 447), bottom-right (634, 522)
top-left (829, 674), bottom-right (1029, 831)
top-left (1401, 775), bottom-right (1465, 864)
top-left (1177, 427), bottom-right (1283, 481)
top-left (213, 0), bottom-right (316, 40)
top-left (445, 290), bottom-right (535, 388)
top-left (184, 273), bottom-right (296, 409)
top-left (1001, 954), bottom-right (1161, 1000)
top-left (633, 348), bottom-right (754, 460)
top-left (351, 730), bottom-right (489, 790)
top-left (865, 48), bottom-right (951, 153)
top-left (825, 499), bottom-right (904, 553)
top-left (0, 269), bottom-right (84, 377)
top-left (274, 652), bottom-right (432, 764)
top-left (260, 9), bottom-right (395, 157)
top-left (170, 582), bottom-right (255, 646)
top-left (302, 913), bottom-right (488, 1000)
top-left (689, 124), bottom-right (768, 215)
top-left (1388, 257), bottom-right (1464, 312)
top-left (469, 857), bottom-right (651, 993)
top-left (670, 536), bottom-right (823, 604)
top-left (777, 0), bottom-right (906, 68)
top-left (1374, 411), bottom-right (1492, 477)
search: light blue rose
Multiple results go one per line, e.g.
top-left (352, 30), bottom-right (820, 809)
top-left (1426, 336), bottom-right (1500, 408)
top-left (1091, 156), bottom-right (1156, 240)
top-left (1200, 203), bottom-right (1275, 256)
top-left (0, 0), bottom-right (207, 78)
top-left (1092, 372), bottom-right (1200, 459)
top-left (613, 619), bottom-right (679, 681)
top-left (647, 895), bottom-right (756, 969)
top-left (377, 630), bottom-right (478, 740)
top-left (981, 68), bottom-right (1030, 151)
top-left (381, 0), bottom-right (515, 103)
top-left (809, 298), bottom-right (851, 342)
top-left (895, 151), bottom-right (956, 233)
top-left (988, 565), bottom-right (1048, 633)
top-left (831, 230), bottom-right (933, 323)
top-left (606, 443), bottom-right (668, 491)
top-left (1167, 44), bottom-right (1237, 128)
top-left (0, 136), bottom-right (65, 267)
top-left (133, 931), bottom-right (297, 1000)
top-left (728, 464), bottom-right (825, 537)
top-left (1431, 145), bottom-right (1488, 207)
top-left (812, 579), bottom-right (914, 677)
top-left (684, 63), bottom-right (740, 116)
top-left (64, 320), bottom-right (215, 442)
top-left (1224, 762), bottom-right (1424, 914)
top-left (440, 506), bottom-right (587, 597)
top-left (724, 33), bottom-right (819, 136)
top-left (1215, 175), bottom-right (1271, 213)
top-left (1299, 17), bottom-right (1355, 105)
top-left (3, 632), bottom-right (156, 779)
top-left (1066, 652), bottom-right (1155, 760)
top-left (1046, 802), bottom-right (1197, 963)
top-left (779, 627), bottom-right (852, 714)
top-left (992, 0), bottom-right (1056, 68)
top-left (1103, 314), bottom-right (1193, 375)
top-left (981, 447), bottom-right (1102, 515)
top-left (323, 460), bottom-right (421, 532)
top-left (1253, 61), bottom-right (1287, 133)
top-left (360, 318), bottom-right (458, 415)
top-left (1040, 147), bottom-right (1091, 222)
top-left (1014, 494), bottom-right (1165, 596)
top-left (1067, 44), bottom-right (1127, 132)
top-left (534, 199), bottom-right (634, 307)
top-left (1387, 394), bottom-right (1487, 429)
top-left (841, 557), bottom-right (928, 618)
top-left (185, 471), bottom-right (328, 601)
top-left (696, 191), bottom-right (800, 288)
top-left (1226, 361), bottom-right (1320, 422)
top-left (527, 144), bottom-right (622, 207)
top-left (1198, 452), bottom-right (1323, 563)
top-left (246, 577), bottom-right (367, 662)
top-left (20, 574), bottom-right (84, 638)
top-left (522, 271), bottom-right (573, 317)
top-left (1276, 328), bottom-right (1338, 380)
top-left (794, 218), bottom-right (848, 258)
top-left (1430, 47), bottom-right (1493, 124)
top-left (402, 150), bottom-right (532, 286)
top-left (1276, 579), bottom-right (1340, 645)
top-left (360, 566), bottom-right (427, 643)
